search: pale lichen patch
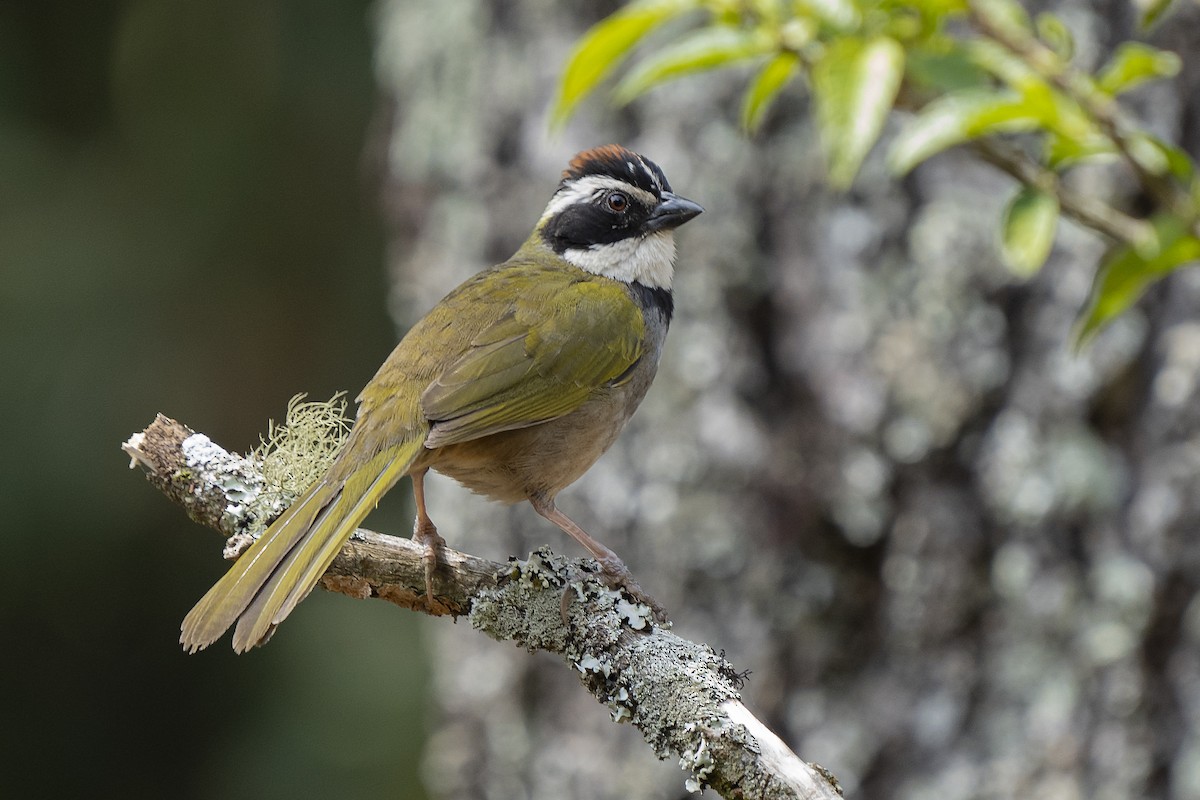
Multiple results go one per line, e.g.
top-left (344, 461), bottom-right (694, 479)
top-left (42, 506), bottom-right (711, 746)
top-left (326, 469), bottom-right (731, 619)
top-left (466, 546), bottom-right (774, 794)
top-left (180, 433), bottom-right (268, 536)
top-left (615, 596), bottom-right (654, 630)
top-left (680, 726), bottom-right (716, 792)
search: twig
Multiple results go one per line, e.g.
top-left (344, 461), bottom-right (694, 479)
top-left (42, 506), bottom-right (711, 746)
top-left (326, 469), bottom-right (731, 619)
top-left (966, 0), bottom-right (1198, 228)
top-left (969, 138), bottom-right (1155, 247)
top-left (123, 414), bottom-right (844, 800)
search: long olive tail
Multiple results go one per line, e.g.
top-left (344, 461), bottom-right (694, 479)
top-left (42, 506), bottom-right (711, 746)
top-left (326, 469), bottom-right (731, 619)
top-left (180, 438), bottom-right (423, 653)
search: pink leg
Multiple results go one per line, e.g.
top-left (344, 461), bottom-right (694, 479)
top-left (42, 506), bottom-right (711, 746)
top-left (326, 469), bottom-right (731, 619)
top-left (528, 495), bottom-right (667, 622)
top-left (411, 469), bottom-right (446, 606)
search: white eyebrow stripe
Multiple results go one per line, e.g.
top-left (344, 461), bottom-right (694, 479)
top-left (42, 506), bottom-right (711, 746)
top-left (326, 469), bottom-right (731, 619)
top-left (642, 161), bottom-right (662, 192)
top-left (539, 175), bottom-right (658, 221)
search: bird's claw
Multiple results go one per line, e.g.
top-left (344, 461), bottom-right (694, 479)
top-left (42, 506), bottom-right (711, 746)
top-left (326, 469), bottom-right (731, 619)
top-left (413, 521), bottom-right (447, 607)
top-left (592, 556), bottom-right (669, 625)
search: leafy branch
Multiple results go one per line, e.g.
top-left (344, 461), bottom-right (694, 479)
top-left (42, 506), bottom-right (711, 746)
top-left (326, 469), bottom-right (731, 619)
top-left (552, 0), bottom-right (1200, 344)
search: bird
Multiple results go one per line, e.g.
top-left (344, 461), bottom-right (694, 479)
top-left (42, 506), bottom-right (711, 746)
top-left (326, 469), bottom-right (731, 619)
top-left (180, 145), bottom-right (703, 653)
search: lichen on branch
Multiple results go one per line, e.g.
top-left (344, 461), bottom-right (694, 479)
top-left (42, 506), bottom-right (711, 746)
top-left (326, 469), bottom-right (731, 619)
top-left (124, 414), bottom-right (843, 799)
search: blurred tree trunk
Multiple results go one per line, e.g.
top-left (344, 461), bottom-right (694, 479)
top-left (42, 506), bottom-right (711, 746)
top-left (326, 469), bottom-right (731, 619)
top-left (372, 1), bottom-right (1200, 797)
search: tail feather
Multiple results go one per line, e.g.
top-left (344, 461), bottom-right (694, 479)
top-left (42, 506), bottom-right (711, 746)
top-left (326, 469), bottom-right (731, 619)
top-left (230, 453), bottom-right (413, 652)
top-left (180, 484), bottom-right (335, 653)
top-left (279, 457), bottom-right (405, 618)
top-left (180, 437), bottom-right (423, 653)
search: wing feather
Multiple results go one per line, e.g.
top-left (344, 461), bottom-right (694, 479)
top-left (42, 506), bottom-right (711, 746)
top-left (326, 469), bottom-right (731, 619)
top-left (421, 275), bottom-right (644, 448)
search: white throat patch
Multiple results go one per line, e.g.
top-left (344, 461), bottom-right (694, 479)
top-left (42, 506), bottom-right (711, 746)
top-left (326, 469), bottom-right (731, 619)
top-left (561, 230), bottom-right (677, 289)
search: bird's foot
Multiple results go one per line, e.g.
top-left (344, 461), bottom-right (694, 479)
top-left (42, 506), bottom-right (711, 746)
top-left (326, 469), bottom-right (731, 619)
top-left (594, 555), bottom-right (670, 625)
top-left (412, 520), bottom-right (446, 607)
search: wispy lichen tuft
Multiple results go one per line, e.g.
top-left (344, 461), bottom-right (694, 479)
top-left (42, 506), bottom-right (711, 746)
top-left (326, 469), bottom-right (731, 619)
top-left (243, 392), bottom-right (352, 528)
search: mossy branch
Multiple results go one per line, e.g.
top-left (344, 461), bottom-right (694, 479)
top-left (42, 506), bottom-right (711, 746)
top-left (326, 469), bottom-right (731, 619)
top-left (123, 414), bottom-right (843, 800)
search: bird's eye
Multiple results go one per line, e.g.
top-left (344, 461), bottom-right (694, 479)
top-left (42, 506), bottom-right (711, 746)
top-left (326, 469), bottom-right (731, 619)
top-left (605, 191), bottom-right (629, 212)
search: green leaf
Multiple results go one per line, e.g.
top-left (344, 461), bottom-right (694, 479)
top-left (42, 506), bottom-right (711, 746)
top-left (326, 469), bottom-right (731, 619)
top-left (779, 16), bottom-right (817, 51)
top-left (1035, 12), bottom-right (1074, 62)
top-left (1134, 0), bottom-right (1177, 28)
top-left (1126, 131), bottom-right (1172, 176)
top-left (811, 36), bottom-right (905, 188)
top-left (1045, 132), bottom-right (1117, 170)
top-left (551, 0), bottom-right (696, 128)
top-left (802, 0), bottom-right (860, 30)
top-left (741, 51), bottom-right (801, 132)
top-left (971, 0), bottom-right (1034, 38)
top-left (1117, 133), bottom-right (1197, 182)
top-left (612, 25), bottom-right (775, 105)
top-left (904, 0), bottom-right (968, 14)
top-left (1016, 80), bottom-right (1094, 141)
top-left (888, 90), bottom-right (1041, 175)
top-left (1075, 216), bottom-right (1200, 345)
top-left (1001, 187), bottom-right (1059, 276)
top-left (964, 39), bottom-right (1040, 88)
top-left (1096, 42), bottom-right (1181, 96)
top-left (907, 0), bottom-right (974, 13)
top-left (906, 48), bottom-right (990, 94)
top-left (1152, 138), bottom-right (1196, 182)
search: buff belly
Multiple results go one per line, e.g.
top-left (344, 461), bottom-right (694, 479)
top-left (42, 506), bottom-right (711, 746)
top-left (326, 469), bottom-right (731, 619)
top-left (424, 389), bottom-right (638, 504)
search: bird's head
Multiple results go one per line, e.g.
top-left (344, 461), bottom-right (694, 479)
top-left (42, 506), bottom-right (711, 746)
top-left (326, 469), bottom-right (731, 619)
top-left (537, 145), bottom-right (703, 290)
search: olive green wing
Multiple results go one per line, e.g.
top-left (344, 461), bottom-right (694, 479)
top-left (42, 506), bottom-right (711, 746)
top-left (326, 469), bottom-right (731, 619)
top-left (421, 276), bottom-right (644, 448)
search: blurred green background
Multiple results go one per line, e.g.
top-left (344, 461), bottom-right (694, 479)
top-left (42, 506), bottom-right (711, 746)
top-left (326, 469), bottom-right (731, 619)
top-left (0, 2), bottom-right (430, 797)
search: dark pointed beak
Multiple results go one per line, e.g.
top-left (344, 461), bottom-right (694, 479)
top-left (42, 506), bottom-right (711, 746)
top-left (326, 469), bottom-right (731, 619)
top-left (643, 192), bottom-right (704, 233)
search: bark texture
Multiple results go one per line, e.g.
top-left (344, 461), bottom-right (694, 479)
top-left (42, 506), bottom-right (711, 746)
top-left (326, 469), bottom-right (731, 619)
top-left (372, 1), bottom-right (1200, 798)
